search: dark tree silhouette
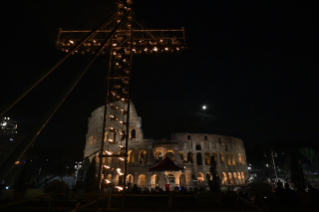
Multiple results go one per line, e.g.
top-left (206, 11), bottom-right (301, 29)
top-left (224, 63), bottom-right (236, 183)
top-left (84, 157), bottom-right (98, 191)
top-left (290, 151), bottom-right (307, 192)
top-left (209, 156), bottom-right (220, 192)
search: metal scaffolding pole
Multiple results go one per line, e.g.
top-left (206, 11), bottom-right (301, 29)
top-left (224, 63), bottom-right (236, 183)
top-left (0, 14), bottom-right (122, 182)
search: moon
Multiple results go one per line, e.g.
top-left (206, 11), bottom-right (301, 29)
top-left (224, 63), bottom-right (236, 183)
top-left (202, 105), bottom-right (207, 110)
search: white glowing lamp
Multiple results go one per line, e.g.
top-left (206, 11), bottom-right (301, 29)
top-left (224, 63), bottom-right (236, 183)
top-left (103, 165), bottom-right (110, 169)
top-left (119, 158), bottom-right (125, 161)
top-left (69, 40), bottom-right (74, 44)
top-left (105, 151), bottom-right (112, 155)
top-left (105, 179), bottom-right (111, 183)
top-left (153, 47), bottom-right (158, 51)
top-left (115, 186), bottom-right (123, 190)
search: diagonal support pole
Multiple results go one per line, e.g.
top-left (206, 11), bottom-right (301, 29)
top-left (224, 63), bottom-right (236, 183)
top-left (0, 11), bottom-right (131, 182)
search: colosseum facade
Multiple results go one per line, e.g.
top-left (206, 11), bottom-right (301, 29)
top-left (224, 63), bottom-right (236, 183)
top-left (83, 102), bottom-right (248, 189)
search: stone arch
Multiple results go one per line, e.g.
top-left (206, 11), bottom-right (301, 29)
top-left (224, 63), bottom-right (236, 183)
top-left (237, 172), bottom-right (242, 183)
top-left (127, 150), bottom-right (135, 163)
top-left (138, 150), bottom-right (147, 163)
top-left (222, 172), bottom-right (227, 185)
top-left (180, 174), bottom-right (186, 187)
top-left (195, 144), bottom-right (201, 150)
top-left (154, 151), bottom-right (162, 160)
top-left (179, 151), bottom-right (185, 161)
top-left (238, 153), bottom-right (242, 164)
top-left (241, 172), bottom-right (245, 181)
top-left (138, 174), bottom-right (146, 188)
top-left (126, 174), bottom-right (134, 185)
top-left (226, 154), bottom-right (231, 166)
top-left (167, 150), bottom-right (175, 160)
top-left (233, 172), bottom-right (238, 184)
top-left (131, 129), bottom-right (136, 140)
top-left (196, 153), bottom-right (202, 165)
top-left (151, 174), bottom-right (160, 188)
top-left (228, 172), bottom-right (233, 184)
top-left (213, 152), bottom-right (217, 161)
top-left (187, 151), bottom-right (194, 163)
top-left (167, 174), bottom-right (175, 184)
top-left (231, 154), bottom-right (236, 165)
top-left (204, 152), bottom-right (210, 165)
top-left (220, 152), bottom-right (224, 163)
top-left (197, 172), bottom-right (204, 183)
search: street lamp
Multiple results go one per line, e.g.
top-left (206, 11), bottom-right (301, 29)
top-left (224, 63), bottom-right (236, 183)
top-left (74, 161), bottom-right (82, 182)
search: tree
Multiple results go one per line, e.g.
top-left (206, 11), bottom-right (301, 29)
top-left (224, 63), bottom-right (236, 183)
top-left (84, 157), bottom-right (98, 191)
top-left (209, 156), bottom-right (220, 192)
top-left (299, 147), bottom-right (315, 165)
top-left (290, 151), bottom-right (307, 192)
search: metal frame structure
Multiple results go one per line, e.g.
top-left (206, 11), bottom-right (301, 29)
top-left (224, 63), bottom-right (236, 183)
top-left (0, 2), bottom-right (187, 204)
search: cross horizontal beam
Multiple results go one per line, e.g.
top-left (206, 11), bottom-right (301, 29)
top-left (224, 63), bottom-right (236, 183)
top-left (61, 29), bottom-right (184, 33)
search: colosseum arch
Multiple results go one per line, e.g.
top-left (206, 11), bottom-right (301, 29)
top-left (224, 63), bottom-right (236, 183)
top-left (204, 152), bottom-right (210, 165)
top-left (151, 174), bottom-right (160, 188)
top-left (138, 174), bottom-right (146, 188)
top-left (187, 152), bottom-right (194, 163)
top-left (127, 150), bottom-right (135, 163)
top-left (213, 152), bottom-right (217, 161)
top-left (222, 172), bottom-right (227, 185)
top-left (154, 151), bottom-right (163, 161)
top-left (237, 172), bottom-right (242, 183)
top-left (197, 172), bottom-right (204, 186)
top-left (238, 153), bottom-right (242, 164)
top-left (220, 152), bottom-right (224, 163)
top-left (231, 154), bottom-right (236, 165)
top-left (233, 172), bottom-right (237, 184)
top-left (115, 175), bottom-right (120, 185)
top-left (228, 172), bottom-right (233, 184)
top-left (196, 153), bottom-right (202, 165)
top-left (126, 174), bottom-right (134, 185)
top-left (179, 151), bottom-right (185, 161)
top-left (138, 150), bottom-right (147, 163)
top-left (195, 144), bottom-right (201, 150)
top-left (180, 174), bottom-right (186, 187)
top-left (226, 154), bottom-right (231, 166)
top-left (241, 172), bottom-right (245, 181)
top-left (167, 150), bottom-right (175, 160)
top-left (130, 129), bottom-right (136, 140)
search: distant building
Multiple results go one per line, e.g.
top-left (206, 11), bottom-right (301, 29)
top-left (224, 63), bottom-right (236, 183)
top-left (83, 102), bottom-right (248, 189)
top-left (0, 117), bottom-right (19, 166)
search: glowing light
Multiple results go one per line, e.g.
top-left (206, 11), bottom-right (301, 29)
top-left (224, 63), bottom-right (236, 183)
top-left (93, 40), bottom-right (96, 43)
top-left (103, 165), bottom-right (110, 169)
top-left (1, 122), bottom-right (7, 126)
top-left (105, 151), bottom-right (112, 155)
top-left (202, 105), bottom-right (206, 110)
top-left (112, 43), bottom-right (117, 46)
top-left (108, 139), bottom-right (114, 143)
top-left (165, 47), bottom-right (169, 51)
top-left (15, 161), bottom-right (19, 165)
top-left (69, 40), bottom-right (74, 44)
top-left (105, 180), bottom-right (111, 183)
top-left (115, 186), bottom-right (123, 190)
top-left (119, 158), bottom-right (125, 161)
top-left (143, 48), bottom-right (148, 51)
top-left (153, 47), bottom-right (158, 51)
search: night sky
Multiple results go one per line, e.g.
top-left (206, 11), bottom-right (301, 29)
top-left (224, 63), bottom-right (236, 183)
top-left (1, 1), bottom-right (318, 153)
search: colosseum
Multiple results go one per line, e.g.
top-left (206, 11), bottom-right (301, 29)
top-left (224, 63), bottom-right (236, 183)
top-left (83, 101), bottom-right (248, 189)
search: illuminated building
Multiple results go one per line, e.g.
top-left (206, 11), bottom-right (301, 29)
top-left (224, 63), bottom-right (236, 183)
top-left (83, 102), bottom-right (248, 189)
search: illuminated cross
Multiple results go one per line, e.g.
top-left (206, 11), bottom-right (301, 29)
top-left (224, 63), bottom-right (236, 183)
top-left (56, 0), bottom-right (186, 191)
